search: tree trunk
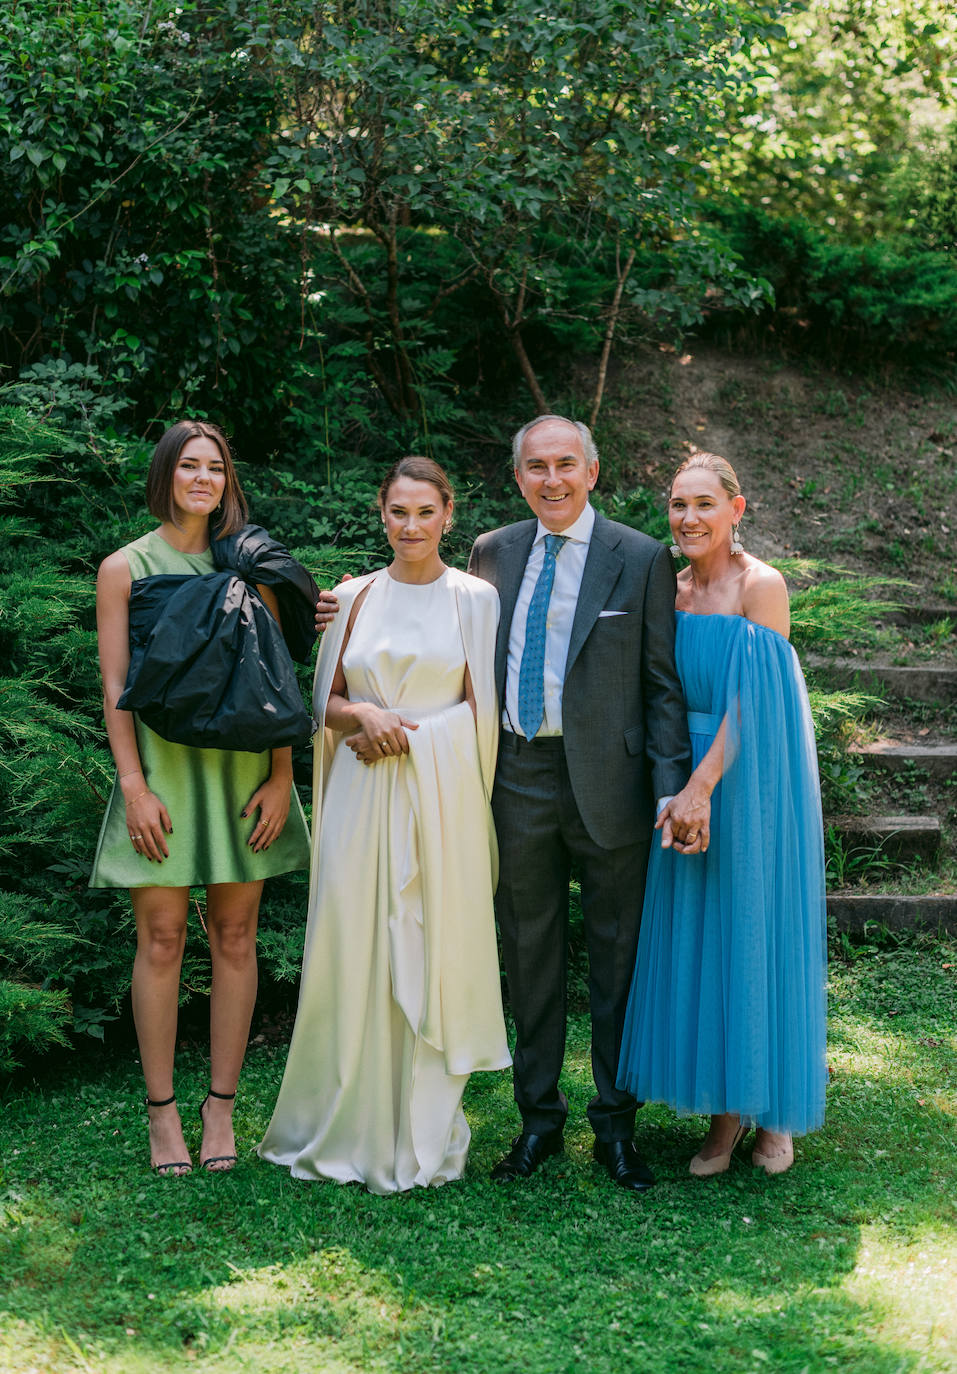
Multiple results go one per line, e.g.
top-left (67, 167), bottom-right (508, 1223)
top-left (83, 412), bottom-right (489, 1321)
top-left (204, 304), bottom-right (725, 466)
top-left (589, 244), bottom-right (636, 430)
top-left (489, 267), bottom-right (549, 414)
top-left (508, 326), bottom-right (549, 415)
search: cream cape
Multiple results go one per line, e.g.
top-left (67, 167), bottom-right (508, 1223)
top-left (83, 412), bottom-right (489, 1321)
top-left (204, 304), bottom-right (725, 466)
top-left (307, 565), bottom-right (507, 1073)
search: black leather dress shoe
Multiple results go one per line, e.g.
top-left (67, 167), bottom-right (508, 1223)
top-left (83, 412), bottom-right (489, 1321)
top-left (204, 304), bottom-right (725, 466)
top-left (593, 1139), bottom-right (655, 1192)
top-left (490, 1130), bottom-right (564, 1182)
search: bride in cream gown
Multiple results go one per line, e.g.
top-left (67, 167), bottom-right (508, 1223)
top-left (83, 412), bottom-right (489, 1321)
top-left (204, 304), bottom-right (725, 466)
top-left (260, 458), bottom-right (510, 1194)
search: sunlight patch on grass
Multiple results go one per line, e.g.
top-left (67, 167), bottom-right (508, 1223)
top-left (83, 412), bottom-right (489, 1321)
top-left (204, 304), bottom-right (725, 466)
top-left (843, 1223), bottom-right (957, 1364)
top-left (198, 1247), bottom-right (433, 1371)
top-left (0, 1317), bottom-right (99, 1374)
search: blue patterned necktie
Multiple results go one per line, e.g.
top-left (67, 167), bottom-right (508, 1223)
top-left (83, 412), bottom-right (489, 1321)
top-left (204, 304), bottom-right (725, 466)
top-left (518, 534), bottom-right (568, 740)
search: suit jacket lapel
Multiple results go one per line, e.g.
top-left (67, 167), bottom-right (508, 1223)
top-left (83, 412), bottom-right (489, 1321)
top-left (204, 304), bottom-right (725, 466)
top-left (565, 514), bottom-right (624, 679)
top-left (494, 522), bottom-right (536, 695)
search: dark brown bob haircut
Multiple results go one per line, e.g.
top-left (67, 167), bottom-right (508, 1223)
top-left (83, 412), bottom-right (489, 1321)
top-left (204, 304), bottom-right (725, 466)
top-left (145, 420), bottom-right (248, 537)
top-left (377, 455), bottom-right (454, 509)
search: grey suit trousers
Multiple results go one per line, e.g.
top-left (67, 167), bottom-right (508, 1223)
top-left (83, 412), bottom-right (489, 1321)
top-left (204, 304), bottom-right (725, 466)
top-left (493, 731), bottom-right (650, 1141)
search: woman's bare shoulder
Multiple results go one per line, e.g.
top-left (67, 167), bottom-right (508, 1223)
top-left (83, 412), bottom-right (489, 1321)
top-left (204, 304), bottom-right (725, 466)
top-left (97, 549), bottom-right (132, 587)
top-left (740, 557), bottom-right (789, 634)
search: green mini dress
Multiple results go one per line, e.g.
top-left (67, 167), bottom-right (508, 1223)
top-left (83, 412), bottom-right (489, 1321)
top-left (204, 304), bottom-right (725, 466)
top-left (89, 529), bottom-right (311, 890)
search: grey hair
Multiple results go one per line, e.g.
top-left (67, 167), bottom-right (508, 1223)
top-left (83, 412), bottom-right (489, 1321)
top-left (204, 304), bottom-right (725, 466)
top-left (511, 414), bottom-right (599, 469)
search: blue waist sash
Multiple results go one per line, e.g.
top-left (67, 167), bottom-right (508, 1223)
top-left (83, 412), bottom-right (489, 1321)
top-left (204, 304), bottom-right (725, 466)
top-left (687, 711), bottom-right (722, 735)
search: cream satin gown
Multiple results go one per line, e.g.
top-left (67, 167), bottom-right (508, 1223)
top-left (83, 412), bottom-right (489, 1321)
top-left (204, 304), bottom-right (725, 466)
top-left (259, 569), bottom-right (510, 1194)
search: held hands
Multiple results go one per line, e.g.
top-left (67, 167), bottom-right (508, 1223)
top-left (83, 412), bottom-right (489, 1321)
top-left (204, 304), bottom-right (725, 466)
top-left (242, 772), bottom-right (292, 852)
top-left (657, 782), bottom-right (711, 856)
top-left (345, 704), bottom-right (419, 765)
top-left (124, 784), bottom-right (172, 863)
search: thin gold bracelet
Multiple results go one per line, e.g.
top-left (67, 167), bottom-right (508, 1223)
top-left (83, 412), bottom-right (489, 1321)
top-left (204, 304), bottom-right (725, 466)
top-left (124, 790), bottom-right (149, 807)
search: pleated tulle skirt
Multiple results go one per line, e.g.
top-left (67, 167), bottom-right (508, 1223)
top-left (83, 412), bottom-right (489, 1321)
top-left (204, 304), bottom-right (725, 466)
top-left (617, 613), bottom-right (827, 1136)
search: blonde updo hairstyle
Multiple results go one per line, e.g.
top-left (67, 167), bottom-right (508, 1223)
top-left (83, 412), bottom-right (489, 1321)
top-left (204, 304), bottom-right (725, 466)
top-left (672, 450), bottom-right (742, 501)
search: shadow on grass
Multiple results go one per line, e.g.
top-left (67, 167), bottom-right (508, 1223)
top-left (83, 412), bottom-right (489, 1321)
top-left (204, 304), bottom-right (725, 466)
top-left (2, 948), bottom-right (957, 1373)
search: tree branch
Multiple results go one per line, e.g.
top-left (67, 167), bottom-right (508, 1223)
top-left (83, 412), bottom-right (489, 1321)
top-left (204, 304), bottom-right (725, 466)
top-left (589, 244), bottom-right (636, 429)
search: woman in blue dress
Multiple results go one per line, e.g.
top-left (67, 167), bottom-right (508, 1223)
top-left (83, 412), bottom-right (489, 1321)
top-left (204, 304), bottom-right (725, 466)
top-left (617, 451), bottom-right (827, 1176)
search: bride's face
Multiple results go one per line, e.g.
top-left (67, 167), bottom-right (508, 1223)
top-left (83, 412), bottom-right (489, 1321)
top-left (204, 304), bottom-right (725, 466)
top-left (381, 476), bottom-right (450, 565)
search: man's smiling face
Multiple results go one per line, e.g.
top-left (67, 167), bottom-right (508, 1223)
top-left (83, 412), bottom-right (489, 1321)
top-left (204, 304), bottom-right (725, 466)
top-left (514, 419), bottom-right (599, 533)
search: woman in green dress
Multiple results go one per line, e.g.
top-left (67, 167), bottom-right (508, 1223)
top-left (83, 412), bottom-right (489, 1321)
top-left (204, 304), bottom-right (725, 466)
top-left (91, 421), bottom-right (310, 1175)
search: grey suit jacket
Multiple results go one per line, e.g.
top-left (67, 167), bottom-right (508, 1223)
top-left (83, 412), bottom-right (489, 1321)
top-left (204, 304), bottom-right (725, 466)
top-left (469, 511), bottom-right (691, 850)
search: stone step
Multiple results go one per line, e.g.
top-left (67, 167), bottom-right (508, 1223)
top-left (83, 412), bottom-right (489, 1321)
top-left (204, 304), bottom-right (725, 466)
top-left (883, 605), bottom-right (956, 630)
top-left (805, 657), bottom-right (957, 703)
top-left (854, 741), bottom-right (957, 782)
top-left (827, 893), bottom-right (957, 937)
top-left (825, 815), bottom-right (942, 864)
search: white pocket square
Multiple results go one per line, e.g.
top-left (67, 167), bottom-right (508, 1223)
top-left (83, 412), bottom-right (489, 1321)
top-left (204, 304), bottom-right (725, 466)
top-left (598, 610), bottom-right (627, 617)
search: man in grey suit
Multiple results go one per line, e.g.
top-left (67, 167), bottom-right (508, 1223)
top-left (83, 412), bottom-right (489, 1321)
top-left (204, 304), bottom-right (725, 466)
top-left (469, 414), bottom-right (696, 1191)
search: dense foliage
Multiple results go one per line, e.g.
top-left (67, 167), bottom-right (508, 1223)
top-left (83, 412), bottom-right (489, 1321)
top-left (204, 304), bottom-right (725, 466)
top-left (0, 0), bottom-right (787, 453)
top-left (706, 200), bottom-right (957, 365)
top-left (2, 0), bottom-right (955, 1069)
top-left (0, 0), bottom-right (300, 441)
top-left (717, 0), bottom-right (957, 235)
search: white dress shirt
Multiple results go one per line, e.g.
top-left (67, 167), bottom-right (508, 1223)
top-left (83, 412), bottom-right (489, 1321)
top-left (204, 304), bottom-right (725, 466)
top-left (504, 502), bottom-right (595, 737)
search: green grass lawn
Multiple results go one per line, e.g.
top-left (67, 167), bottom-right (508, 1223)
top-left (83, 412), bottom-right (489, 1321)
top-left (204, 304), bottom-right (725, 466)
top-left (2, 934), bottom-right (956, 1374)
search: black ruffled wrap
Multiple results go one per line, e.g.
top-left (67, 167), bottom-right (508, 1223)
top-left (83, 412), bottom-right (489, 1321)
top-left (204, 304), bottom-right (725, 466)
top-left (118, 524), bottom-right (319, 751)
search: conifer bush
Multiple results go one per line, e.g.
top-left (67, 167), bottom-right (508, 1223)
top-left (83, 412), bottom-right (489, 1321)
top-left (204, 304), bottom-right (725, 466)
top-left (706, 201), bottom-right (957, 367)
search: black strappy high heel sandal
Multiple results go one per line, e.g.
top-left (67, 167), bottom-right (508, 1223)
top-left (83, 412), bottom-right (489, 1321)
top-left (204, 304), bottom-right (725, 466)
top-left (198, 1088), bottom-right (238, 1172)
top-left (145, 1094), bottom-right (192, 1175)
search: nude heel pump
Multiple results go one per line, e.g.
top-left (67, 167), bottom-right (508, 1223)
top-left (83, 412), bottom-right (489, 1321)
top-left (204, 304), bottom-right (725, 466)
top-left (752, 1133), bottom-right (794, 1175)
top-left (689, 1122), bottom-right (748, 1177)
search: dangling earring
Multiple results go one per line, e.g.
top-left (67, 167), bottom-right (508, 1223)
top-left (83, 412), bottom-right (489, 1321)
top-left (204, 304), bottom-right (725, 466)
top-left (443, 518), bottom-right (453, 535)
top-left (670, 543), bottom-right (681, 558)
top-left (730, 524), bottom-right (743, 555)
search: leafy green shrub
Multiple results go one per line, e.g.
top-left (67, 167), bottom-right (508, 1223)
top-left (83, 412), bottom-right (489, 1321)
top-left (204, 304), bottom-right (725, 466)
top-left (901, 126), bottom-right (957, 256)
top-left (0, 979), bottom-right (71, 1073)
top-left (0, 0), bottom-right (302, 437)
top-left (0, 897), bottom-right (74, 1071)
top-left (705, 201), bottom-right (957, 367)
top-left (594, 487), bottom-right (671, 544)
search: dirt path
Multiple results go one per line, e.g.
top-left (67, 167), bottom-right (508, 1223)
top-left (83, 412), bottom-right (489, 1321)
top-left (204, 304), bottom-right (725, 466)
top-left (596, 343), bottom-right (957, 600)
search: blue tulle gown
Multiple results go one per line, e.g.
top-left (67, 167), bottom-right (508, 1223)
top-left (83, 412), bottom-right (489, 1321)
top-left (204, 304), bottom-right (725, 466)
top-left (617, 613), bottom-right (827, 1136)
